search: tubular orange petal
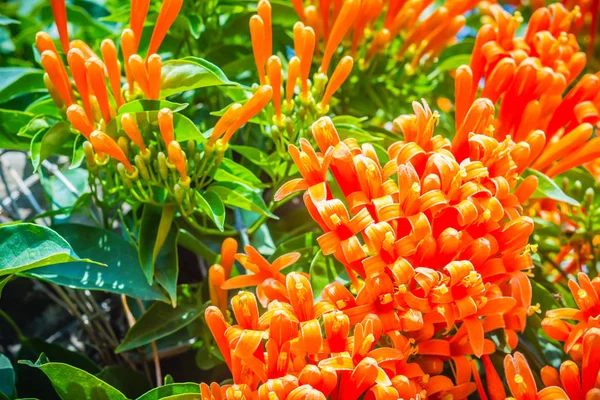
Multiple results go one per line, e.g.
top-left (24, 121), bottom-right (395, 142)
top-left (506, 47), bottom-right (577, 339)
top-left (250, 15), bottom-right (267, 85)
top-left (267, 56), bottom-right (282, 118)
top-left (100, 39), bottom-right (125, 108)
top-left (147, 54), bottom-right (162, 100)
top-left (167, 141), bottom-right (187, 180)
top-left (40, 50), bottom-right (73, 107)
top-left (67, 104), bottom-right (94, 138)
top-left (231, 291), bottom-right (260, 330)
top-left (300, 27), bottom-right (315, 96)
top-left (321, 56), bottom-right (353, 108)
top-left (223, 85), bottom-right (273, 143)
top-left (147, 0), bottom-right (184, 58)
top-left (130, 0), bottom-right (150, 51)
top-left (320, 0), bottom-right (360, 74)
top-left (86, 58), bottom-right (114, 123)
top-left (209, 103), bottom-right (243, 146)
top-left (121, 113), bottom-right (147, 153)
top-left (128, 54), bottom-right (151, 98)
top-left (121, 29), bottom-right (136, 93)
top-left (257, 0), bottom-right (272, 58)
top-left (158, 108), bottom-right (174, 145)
top-left (89, 130), bottom-right (133, 172)
top-left (286, 56), bottom-right (301, 103)
top-left (50, 0), bottom-right (70, 53)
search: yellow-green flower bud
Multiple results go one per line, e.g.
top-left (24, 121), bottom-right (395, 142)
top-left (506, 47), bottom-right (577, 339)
top-left (158, 152), bottom-right (168, 181)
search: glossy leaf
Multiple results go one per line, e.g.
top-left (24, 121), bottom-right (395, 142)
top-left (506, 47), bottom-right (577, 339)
top-left (118, 100), bottom-right (188, 114)
top-left (161, 57), bottom-right (234, 98)
top-left (30, 121), bottom-right (72, 171)
top-left (0, 109), bottom-right (34, 151)
top-left (0, 354), bottom-right (15, 400)
top-left (309, 250), bottom-right (349, 301)
top-left (115, 303), bottom-right (201, 353)
top-left (139, 205), bottom-right (176, 286)
top-left (154, 224), bottom-right (180, 306)
top-left (522, 168), bottom-right (580, 206)
top-left (206, 181), bottom-right (276, 218)
top-left (195, 191), bottom-right (225, 230)
top-left (26, 96), bottom-right (62, 118)
top-left (25, 224), bottom-right (168, 302)
top-left (214, 158), bottom-right (264, 187)
top-left (176, 229), bottom-right (218, 265)
top-left (20, 355), bottom-right (127, 400)
top-left (136, 383), bottom-right (200, 400)
top-left (0, 223), bottom-right (100, 277)
top-left (0, 68), bottom-right (45, 103)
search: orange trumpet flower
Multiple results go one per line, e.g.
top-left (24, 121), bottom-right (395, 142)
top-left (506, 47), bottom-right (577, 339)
top-left (100, 39), bottom-right (125, 108)
top-left (167, 141), bottom-right (187, 180)
top-left (130, 0), bottom-right (150, 51)
top-left (505, 352), bottom-right (568, 399)
top-left (147, 0), bottom-right (184, 59)
top-left (250, 15), bottom-right (267, 85)
top-left (266, 56), bottom-right (282, 119)
top-left (128, 54), bottom-right (151, 98)
top-left (86, 58), bottom-right (113, 123)
top-left (67, 49), bottom-right (93, 120)
top-left (222, 85), bottom-right (273, 144)
top-left (286, 56), bottom-right (301, 103)
top-left (120, 113), bottom-right (147, 154)
top-left (89, 130), bottom-right (133, 172)
top-left (40, 50), bottom-right (73, 107)
top-left (147, 54), bottom-right (162, 100)
top-left (320, 55), bottom-right (353, 109)
top-left (67, 104), bottom-right (94, 138)
top-left (49, 0), bottom-right (70, 53)
top-left (320, 0), bottom-right (360, 74)
top-left (158, 108), bottom-right (174, 145)
top-left (208, 103), bottom-right (243, 146)
top-left (257, 0), bottom-right (272, 59)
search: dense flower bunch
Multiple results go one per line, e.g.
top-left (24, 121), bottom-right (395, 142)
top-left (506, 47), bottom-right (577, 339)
top-left (289, 0), bottom-right (479, 70)
top-left (36, 0), bottom-right (274, 214)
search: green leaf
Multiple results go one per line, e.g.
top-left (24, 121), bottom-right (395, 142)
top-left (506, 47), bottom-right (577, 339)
top-left (0, 15), bottom-right (19, 26)
top-left (154, 225), bottom-right (180, 307)
top-left (214, 158), bottom-right (264, 187)
top-left (30, 122), bottom-right (72, 171)
top-left (24, 224), bottom-right (168, 302)
top-left (434, 54), bottom-right (471, 74)
top-left (26, 96), bottom-right (61, 118)
top-left (20, 355), bottom-right (127, 400)
top-left (161, 57), bottom-right (233, 98)
top-left (0, 68), bottom-right (45, 103)
top-left (0, 275), bottom-right (11, 298)
top-left (195, 191), bottom-right (225, 230)
top-left (118, 100), bottom-right (188, 114)
top-left (0, 109), bottom-right (34, 151)
top-left (229, 145), bottom-right (276, 177)
top-left (0, 223), bottom-right (101, 277)
top-left (309, 250), bottom-right (349, 301)
top-left (0, 354), bottom-right (15, 400)
top-left (176, 229), bottom-right (218, 265)
top-left (115, 301), bottom-right (202, 353)
top-left (139, 205), bottom-right (177, 286)
top-left (136, 383), bottom-right (200, 400)
top-left (206, 181), bottom-right (276, 219)
top-left (96, 366), bottom-right (151, 399)
top-left (522, 168), bottom-right (580, 207)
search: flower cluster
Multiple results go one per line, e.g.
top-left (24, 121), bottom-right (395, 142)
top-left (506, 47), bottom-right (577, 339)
top-left (290, 0), bottom-right (479, 71)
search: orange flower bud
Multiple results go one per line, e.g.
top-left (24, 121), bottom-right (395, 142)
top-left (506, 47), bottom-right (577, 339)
top-left (128, 54), bottom-right (151, 98)
top-left (454, 65), bottom-right (474, 130)
top-left (89, 130), bottom-right (133, 172)
top-left (267, 56), bottom-right (282, 118)
top-left (204, 306), bottom-right (232, 370)
top-left (40, 50), bottom-right (73, 107)
top-left (130, 0), bottom-right (150, 51)
top-left (320, 0), bottom-right (360, 74)
top-left (300, 27), bottom-right (316, 96)
top-left (321, 55), bottom-right (353, 107)
top-left (319, 0), bottom-right (332, 38)
top-left (70, 39), bottom-right (98, 60)
top-left (286, 56), bottom-right (301, 102)
top-left (257, 0), bottom-right (272, 58)
top-left (209, 103), bottom-right (243, 146)
top-left (147, 0), bottom-right (184, 59)
top-left (222, 85), bottom-right (273, 143)
top-left (293, 22), bottom-right (305, 60)
top-left (50, 0), bottom-right (70, 53)
top-left (100, 39), bottom-right (125, 108)
top-left (291, 0), bottom-right (305, 20)
top-left (513, 175), bottom-right (538, 204)
top-left (67, 49), bottom-right (93, 121)
top-left (121, 29), bottom-right (136, 93)
top-left (67, 104), bottom-right (94, 138)
top-left (43, 73), bottom-right (63, 109)
top-left (147, 54), bottom-right (162, 100)
top-left (35, 32), bottom-right (58, 54)
top-left (219, 237), bottom-right (238, 278)
top-left (250, 15), bottom-right (267, 85)
top-left (167, 141), bottom-right (187, 180)
top-left (208, 264), bottom-right (227, 313)
top-left (120, 113), bottom-right (147, 154)
top-left (158, 108), bottom-right (175, 144)
top-left (86, 57), bottom-right (113, 123)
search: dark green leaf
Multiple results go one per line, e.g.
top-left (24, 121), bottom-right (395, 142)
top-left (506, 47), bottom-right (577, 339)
top-left (522, 168), bottom-right (580, 206)
top-left (0, 109), bottom-right (34, 151)
top-left (19, 337), bottom-right (100, 375)
top-left (139, 205), bottom-right (176, 285)
top-left (206, 181), bottom-right (276, 218)
top-left (135, 383), bottom-right (200, 400)
top-left (176, 229), bottom-right (218, 265)
top-left (0, 68), bottom-right (45, 103)
top-left (25, 224), bottom-right (168, 302)
top-left (20, 355), bottom-right (127, 400)
top-left (434, 54), bottom-right (471, 74)
top-left (26, 96), bottom-right (61, 118)
top-left (30, 122), bottom-right (72, 171)
top-left (195, 191), bottom-right (226, 231)
top-left (118, 100), bottom-right (188, 114)
top-left (154, 225), bottom-right (180, 306)
top-left (309, 250), bottom-right (349, 301)
top-left (0, 354), bottom-right (15, 400)
top-left (96, 366), bottom-right (151, 399)
top-left (0, 223), bottom-right (100, 277)
top-left (115, 302), bottom-right (202, 353)
top-left (161, 57), bottom-right (234, 98)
